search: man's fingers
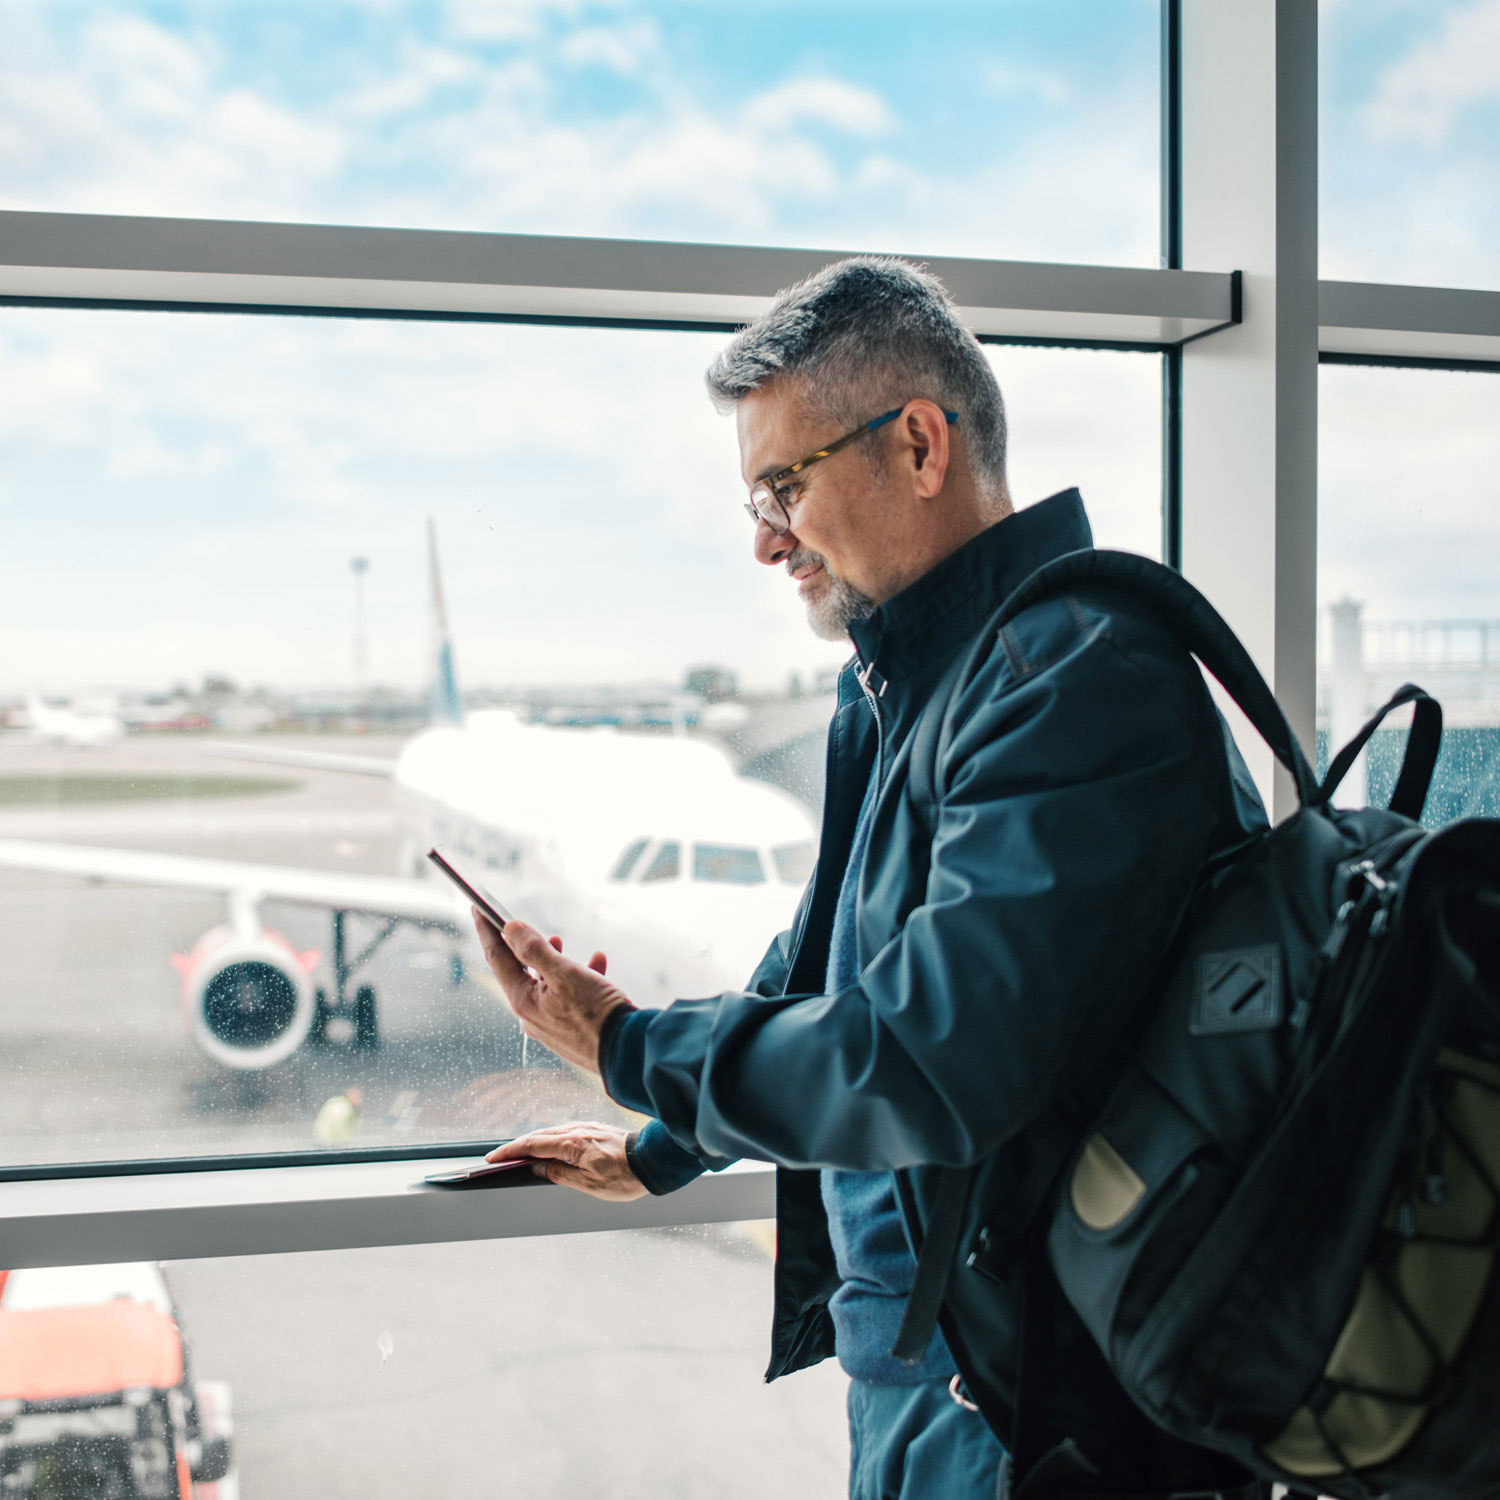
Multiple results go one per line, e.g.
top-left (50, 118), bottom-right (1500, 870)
top-left (502, 920), bottom-right (564, 974)
top-left (531, 1158), bottom-right (589, 1189)
top-left (487, 1128), bottom-right (588, 1165)
top-left (472, 910), bottom-right (527, 985)
top-left (588, 951), bottom-right (608, 975)
top-left (486, 1135), bottom-right (549, 1162)
top-left (548, 935), bottom-right (564, 953)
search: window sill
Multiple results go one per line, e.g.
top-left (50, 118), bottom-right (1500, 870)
top-left (0, 1157), bottom-right (775, 1269)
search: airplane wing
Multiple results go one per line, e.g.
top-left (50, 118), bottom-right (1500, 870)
top-left (0, 838), bottom-right (460, 927)
top-left (201, 742), bottom-right (397, 777)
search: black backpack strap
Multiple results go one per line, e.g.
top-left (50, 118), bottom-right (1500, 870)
top-left (893, 1122), bottom-right (1079, 1366)
top-left (994, 549), bottom-right (1322, 808)
top-left (1318, 681), bottom-right (1442, 820)
top-left (891, 1164), bottom-right (972, 1363)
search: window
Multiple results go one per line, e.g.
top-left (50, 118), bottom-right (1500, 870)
top-left (1318, 363), bottom-right (1500, 823)
top-left (985, 347), bottom-right (1164, 560)
top-left (771, 841), bottom-right (817, 887)
top-left (1322, 2), bottom-right (1500, 291)
top-left (692, 844), bottom-right (765, 885)
top-left (0, 304), bottom-right (1160, 1167)
top-left (638, 842), bottom-right (682, 882)
top-left (609, 838), bottom-right (649, 881)
top-left (2, 1), bottom-right (1160, 267)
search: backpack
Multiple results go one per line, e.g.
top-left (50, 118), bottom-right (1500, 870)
top-left (898, 549), bottom-right (1500, 1500)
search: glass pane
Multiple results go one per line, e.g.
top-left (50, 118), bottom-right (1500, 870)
top-left (1322, 2), bottom-right (1500, 289)
top-left (0, 1230), bottom-right (850, 1498)
top-left (0, 308), bottom-right (1158, 1166)
top-left (608, 837), bottom-right (649, 882)
top-left (985, 346), bottom-right (1164, 560)
top-left (639, 843), bottom-right (682, 883)
top-left (772, 841), bottom-right (817, 887)
top-left (1318, 364), bottom-right (1500, 822)
top-left (692, 844), bottom-right (765, 885)
top-left (3, 0), bottom-right (1160, 266)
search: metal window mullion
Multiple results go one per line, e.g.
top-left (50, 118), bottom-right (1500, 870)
top-left (1160, 0), bottom-right (1184, 568)
top-left (1178, 0), bottom-right (1319, 820)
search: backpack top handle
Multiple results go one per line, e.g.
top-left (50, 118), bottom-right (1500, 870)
top-left (994, 548), bottom-right (1322, 809)
top-left (1317, 682), bottom-right (1442, 822)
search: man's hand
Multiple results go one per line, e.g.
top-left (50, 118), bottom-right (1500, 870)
top-left (487, 1122), bottom-right (648, 1202)
top-left (471, 911), bottom-right (636, 1074)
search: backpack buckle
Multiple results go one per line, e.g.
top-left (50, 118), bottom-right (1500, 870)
top-left (966, 1225), bottom-right (1011, 1284)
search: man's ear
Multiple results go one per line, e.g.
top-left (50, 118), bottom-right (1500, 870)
top-left (901, 401), bottom-right (953, 500)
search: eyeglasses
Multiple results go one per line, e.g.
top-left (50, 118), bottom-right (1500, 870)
top-left (743, 406), bottom-right (961, 536)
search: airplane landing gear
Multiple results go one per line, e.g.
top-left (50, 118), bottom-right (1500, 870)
top-left (311, 911), bottom-right (396, 1051)
top-left (354, 984), bottom-right (379, 1051)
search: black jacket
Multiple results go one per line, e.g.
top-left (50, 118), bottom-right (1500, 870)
top-left (603, 491), bottom-right (1266, 1480)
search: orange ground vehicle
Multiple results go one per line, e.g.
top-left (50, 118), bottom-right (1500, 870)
top-left (0, 1265), bottom-right (234, 1500)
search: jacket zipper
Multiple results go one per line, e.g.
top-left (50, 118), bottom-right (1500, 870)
top-left (783, 658), bottom-right (887, 988)
top-left (856, 657), bottom-right (887, 784)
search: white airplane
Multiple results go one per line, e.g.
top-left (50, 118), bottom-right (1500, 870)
top-left (21, 692), bottom-right (125, 748)
top-left (0, 524), bottom-right (818, 1073)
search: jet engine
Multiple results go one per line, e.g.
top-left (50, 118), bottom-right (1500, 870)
top-left (173, 924), bottom-right (320, 1070)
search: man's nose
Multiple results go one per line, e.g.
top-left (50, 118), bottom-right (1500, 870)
top-left (753, 516), bottom-right (794, 567)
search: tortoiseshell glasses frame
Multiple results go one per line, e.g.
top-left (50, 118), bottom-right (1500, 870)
top-left (743, 405), bottom-right (960, 536)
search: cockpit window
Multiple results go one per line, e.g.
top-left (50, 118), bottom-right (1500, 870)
top-left (693, 844), bottom-right (765, 885)
top-left (771, 841), bottom-right (816, 886)
top-left (639, 841), bottom-right (681, 882)
top-left (609, 837), bottom-right (649, 881)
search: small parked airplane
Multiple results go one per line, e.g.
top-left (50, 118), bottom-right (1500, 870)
top-left (21, 692), bottom-right (125, 748)
top-left (0, 524), bottom-right (817, 1072)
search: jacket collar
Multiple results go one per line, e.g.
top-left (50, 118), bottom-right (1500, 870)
top-left (845, 488), bottom-right (1093, 693)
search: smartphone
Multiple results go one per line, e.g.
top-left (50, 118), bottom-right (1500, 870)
top-left (427, 846), bottom-right (516, 933)
top-left (422, 1158), bottom-right (536, 1188)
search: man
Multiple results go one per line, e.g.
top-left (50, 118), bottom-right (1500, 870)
top-left (475, 258), bottom-right (1266, 1499)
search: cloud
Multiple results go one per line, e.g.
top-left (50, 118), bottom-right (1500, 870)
top-left (557, 19), bottom-right (660, 75)
top-left (0, 11), bottom-right (348, 218)
top-left (1362, 0), bottom-right (1500, 147)
top-left (1320, 363), bottom-right (1500, 620)
top-left (742, 77), bottom-right (894, 138)
top-left (1320, 151), bottom-right (1498, 286)
top-left (340, 42), bottom-right (483, 120)
top-left (986, 60), bottom-right (1072, 107)
top-left (444, 0), bottom-right (557, 43)
top-left (0, 304), bottom-right (1162, 695)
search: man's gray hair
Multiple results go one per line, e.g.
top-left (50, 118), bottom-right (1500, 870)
top-left (705, 256), bottom-right (1008, 501)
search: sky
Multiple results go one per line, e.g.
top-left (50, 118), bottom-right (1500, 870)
top-left (0, 0), bottom-right (1495, 695)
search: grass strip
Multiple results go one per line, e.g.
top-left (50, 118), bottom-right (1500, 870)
top-left (0, 774), bottom-right (302, 806)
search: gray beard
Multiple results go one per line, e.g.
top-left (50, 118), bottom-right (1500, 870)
top-left (788, 549), bottom-right (877, 641)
